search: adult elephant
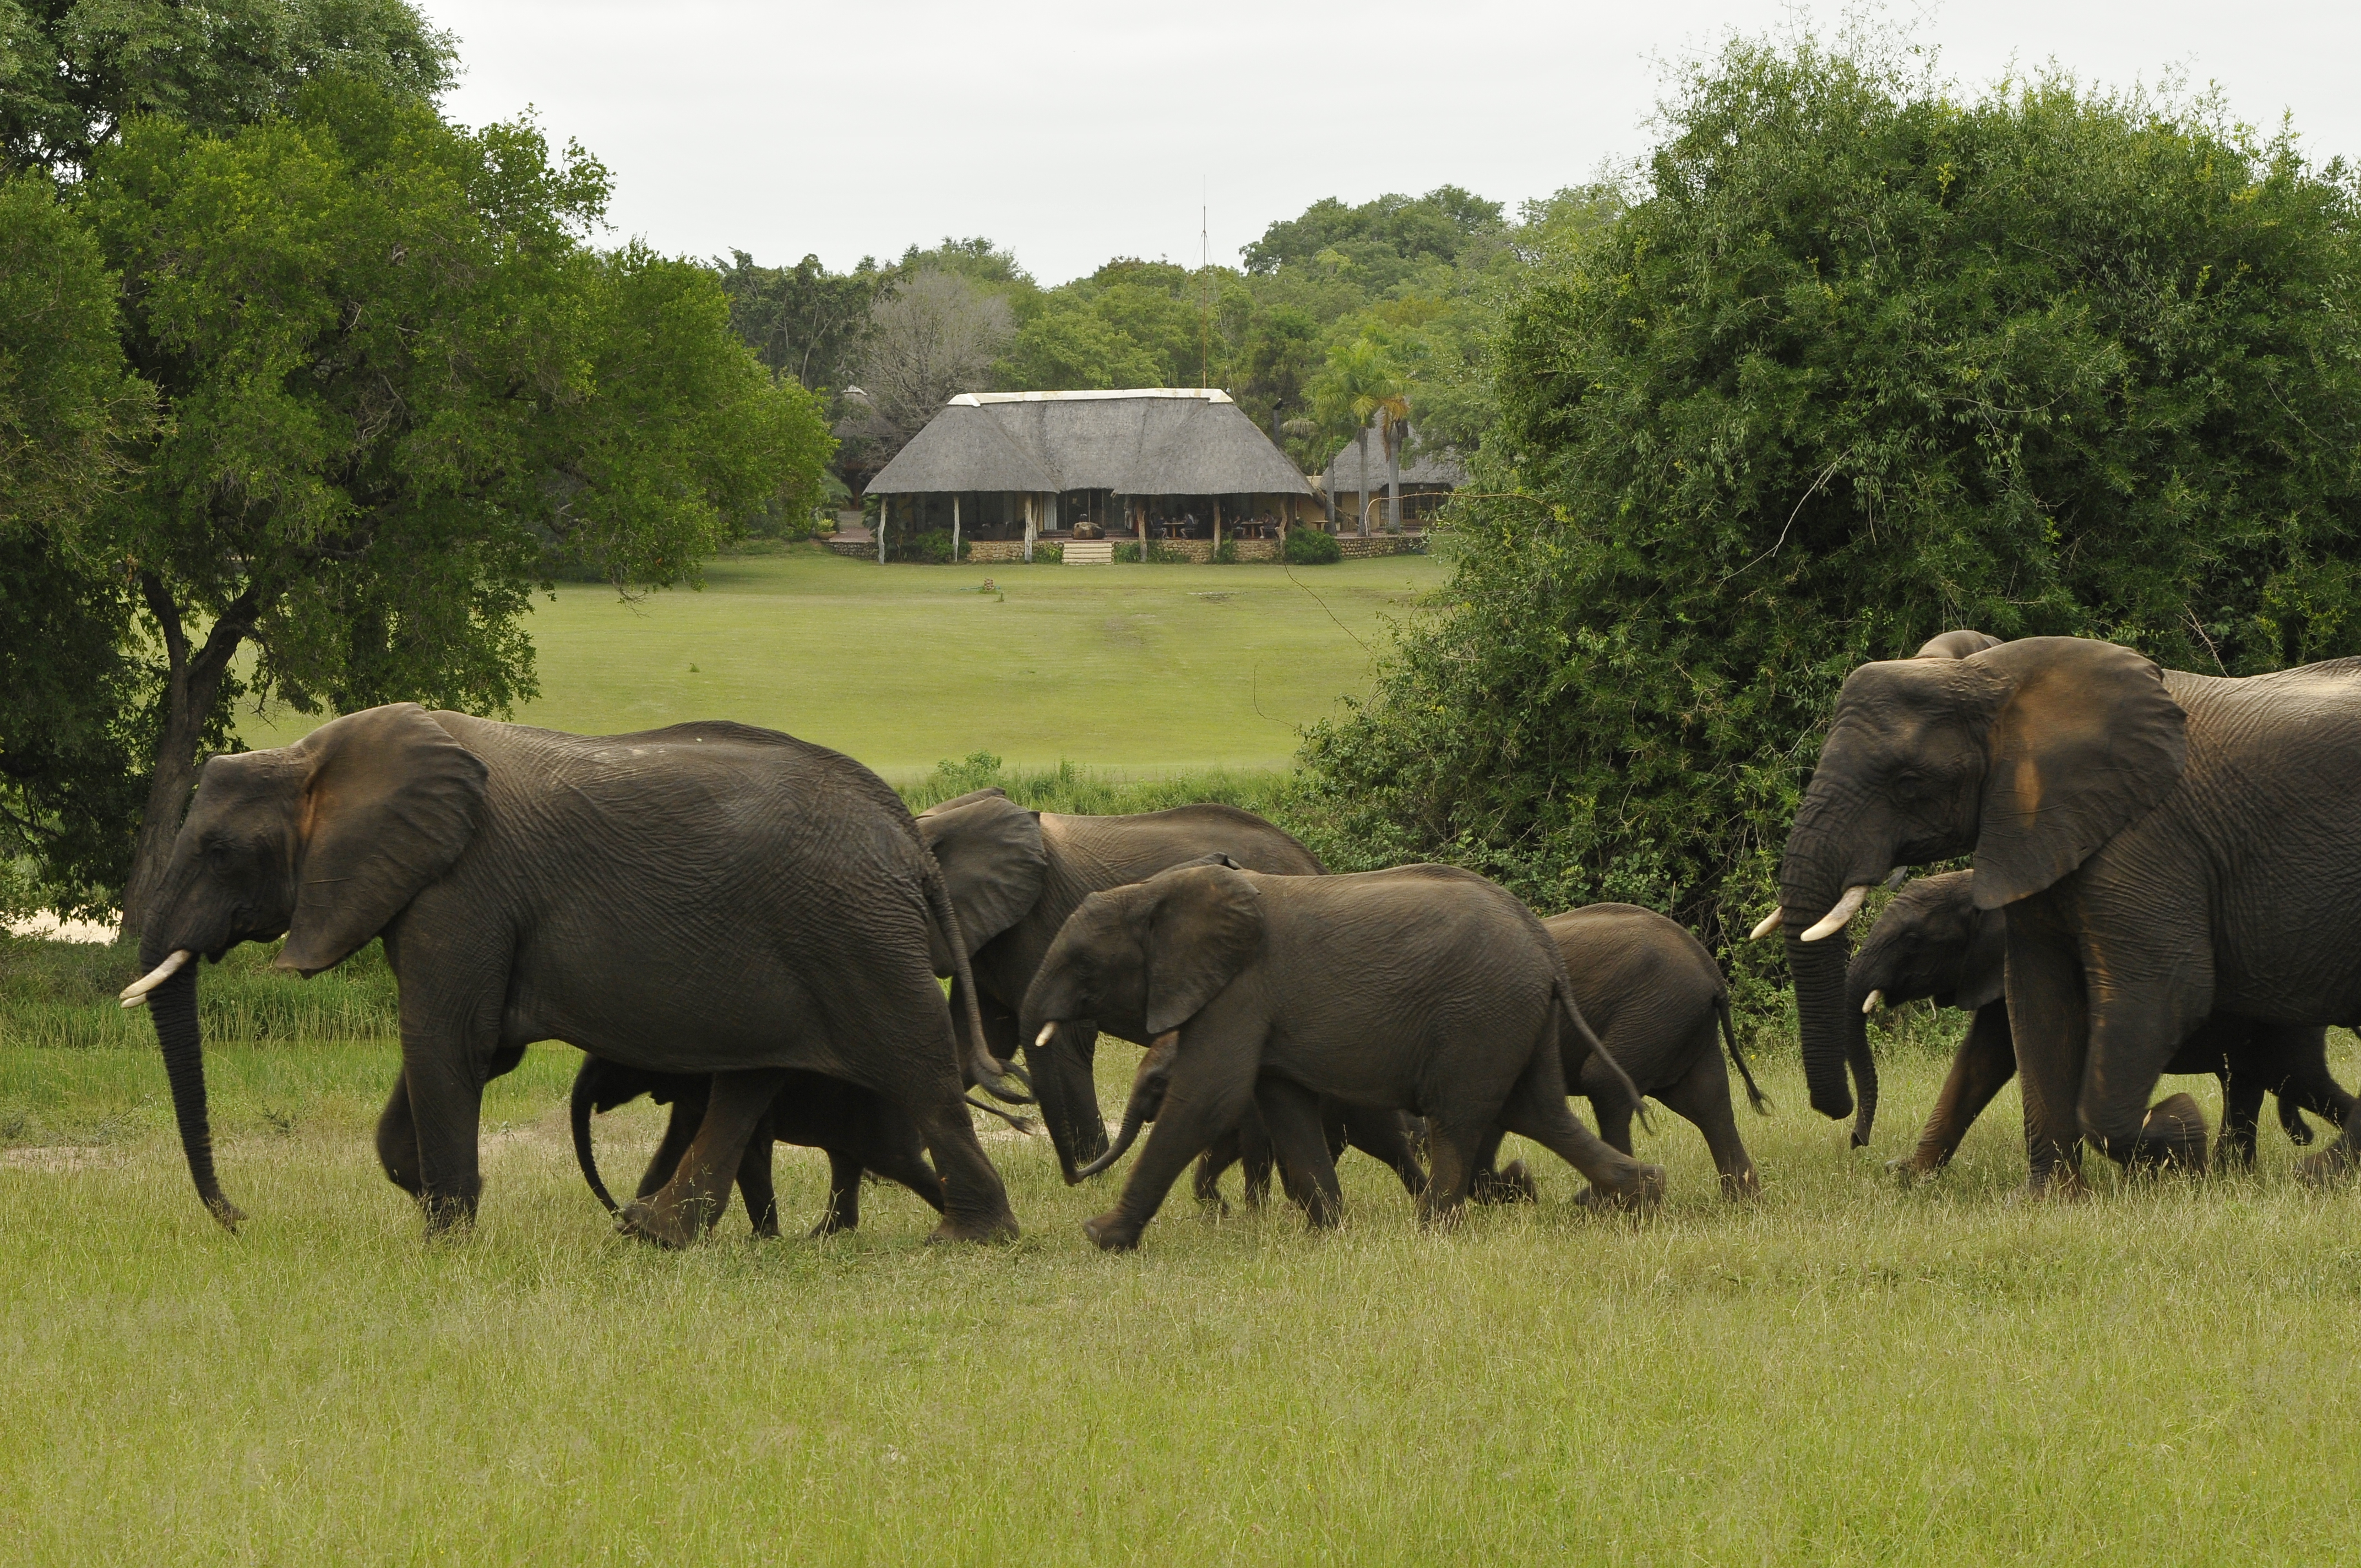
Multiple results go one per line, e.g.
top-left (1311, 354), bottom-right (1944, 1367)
top-left (1759, 633), bottom-right (2361, 1194)
top-left (1850, 871), bottom-right (2353, 1175)
top-left (916, 791), bottom-right (1378, 1183)
top-left (1022, 861), bottom-right (1664, 1250)
top-left (120, 704), bottom-right (1023, 1243)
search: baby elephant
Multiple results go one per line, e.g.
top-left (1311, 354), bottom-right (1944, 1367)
top-left (1085, 1035), bottom-right (1429, 1209)
top-left (1853, 871), bottom-right (2356, 1175)
top-left (1022, 861), bottom-right (1666, 1251)
top-left (1470, 903), bottom-right (1770, 1201)
top-left (569, 1058), bottom-right (948, 1239)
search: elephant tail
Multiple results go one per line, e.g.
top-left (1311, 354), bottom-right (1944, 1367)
top-left (965, 1094), bottom-right (1037, 1136)
top-left (1717, 994), bottom-right (1772, 1115)
top-left (570, 1063), bottom-right (622, 1215)
top-left (1557, 979), bottom-right (1653, 1137)
top-left (916, 840), bottom-right (1032, 1106)
top-left (2279, 1093), bottom-right (2314, 1146)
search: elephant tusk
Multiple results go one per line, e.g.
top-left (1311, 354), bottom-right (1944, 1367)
top-left (1799, 886), bottom-right (1869, 942)
top-left (1035, 1023), bottom-right (1057, 1049)
top-left (119, 949), bottom-right (193, 1008)
top-left (1748, 907), bottom-right (1783, 940)
top-left (1862, 989), bottom-right (1884, 1015)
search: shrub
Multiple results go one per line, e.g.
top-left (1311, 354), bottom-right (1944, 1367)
top-left (894, 529), bottom-right (966, 564)
top-left (1212, 537), bottom-right (1239, 565)
top-left (1283, 528), bottom-right (1342, 565)
top-left (1032, 542), bottom-right (1063, 563)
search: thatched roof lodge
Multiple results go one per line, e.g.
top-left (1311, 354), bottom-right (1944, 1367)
top-left (1323, 428), bottom-right (1465, 535)
top-left (863, 389), bottom-right (1312, 563)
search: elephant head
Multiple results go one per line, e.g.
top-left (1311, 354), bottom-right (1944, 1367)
top-left (1769, 636), bottom-right (2186, 1123)
top-left (914, 788), bottom-right (1047, 972)
top-left (1019, 861), bottom-right (1265, 1182)
top-left (123, 704), bottom-right (487, 1227)
top-left (1847, 871), bottom-right (2006, 1019)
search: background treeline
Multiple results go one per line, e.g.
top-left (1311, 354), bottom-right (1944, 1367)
top-left (1289, 34), bottom-right (2361, 1008)
top-left (0, 0), bottom-right (834, 932)
top-left (712, 184), bottom-right (1623, 505)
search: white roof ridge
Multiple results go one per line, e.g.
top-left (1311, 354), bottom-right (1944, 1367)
top-left (947, 388), bottom-right (1233, 406)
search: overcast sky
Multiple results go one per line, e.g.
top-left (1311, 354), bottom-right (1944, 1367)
top-left (415, 1), bottom-right (2361, 285)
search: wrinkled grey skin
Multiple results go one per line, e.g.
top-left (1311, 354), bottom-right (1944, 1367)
top-left (1021, 861), bottom-right (1666, 1251)
top-left (918, 791), bottom-right (1407, 1190)
top-left (1776, 633), bottom-right (2361, 1194)
top-left (1851, 871), bottom-right (2355, 1175)
top-left (570, 1060), bottom-right (948, 1239)
top-left (1470, 904), bottom-right (1771, 1201)
top-left (134, 704), bottom-right (1018, 1245)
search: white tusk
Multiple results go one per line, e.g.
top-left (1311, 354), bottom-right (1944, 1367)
top-left (1748, 907), bottom-right (1784, 940)
top-left (1862, 989), bottom-right (1884, 1015)
top-left (119, 949), bottom-right (193, 1008)
top-left (1799, 886), bottom-right (1869, 942)
top-left (1035, 1023), bottom-right (1057, 1048)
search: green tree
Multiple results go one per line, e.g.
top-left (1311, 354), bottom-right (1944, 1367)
top-left (713, 249), bottom-right (877, 391)
top-left (1002, 303), bottom-right (1161, 390)
top-left (1294, 34), bottom-right (2361, 971)
top-left (1309, 335), bottom-right (1410, 533)
top-left (0, 0), bottom-right (454, 175)
top-left (85, 78), bottom-right (831, 929)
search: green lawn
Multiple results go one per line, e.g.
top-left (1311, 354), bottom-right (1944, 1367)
top-left (238, 546), bottom-right (1447, 777)
top-left (5, 943), bottom-right (2360, 1562)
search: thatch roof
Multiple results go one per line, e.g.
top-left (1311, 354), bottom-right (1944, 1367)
top-left (1324, 430), bottom-right (1466, 492)
top-left (869, 389), bottom-right (1310, 497)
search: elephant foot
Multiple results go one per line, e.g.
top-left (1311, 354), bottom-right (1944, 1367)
top-left (926, 1211), bottom-right (1019, 1244)
top-left (1575, 1161), bottom-right (1666, 1213)
top-left (2284, 1117), bottom-right (2315, 1147)
top-left (2131, 1093), bottom-right (2210, 1175)
top-left (1720, 1167), bottom-right (1761, 1200)
top-left (418, 1192), bottom-right (478, 1235)
top-left (2296, 1138), bottom-right (2361, 1186)
top-left (806, 1216), bottom-right (850, 1240)
top-left (2009, 1169), bottom-right (2089, 1204)
top-left (1471, 1160), bottom-right (1539, 1205)
top-left (1885, 1154), bottom-right (1942, 1185)
top-left (618, 1196), bottom-right (705, 1250)
top-left (1081, 1212), bottom-right (1143, 1251)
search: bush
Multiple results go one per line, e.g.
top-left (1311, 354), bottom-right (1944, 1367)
top-left (1294, 30), bottom-right (2361, 997)
top-left (894, 529), bottom-right (966, 564)
top-left (1212, 537), bottom-right (1238, 565)
top-left (1283, 528), bottom-right (1342, 565)
top-left (1031, 542), bottom-right (1063, 564)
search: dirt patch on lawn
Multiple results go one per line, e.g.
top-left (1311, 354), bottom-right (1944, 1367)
top-left (1, 1145), bottom-right (129, 1172)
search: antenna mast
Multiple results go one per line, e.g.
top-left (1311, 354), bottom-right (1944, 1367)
top-left (1200, 182), bottom-right (1210, 389)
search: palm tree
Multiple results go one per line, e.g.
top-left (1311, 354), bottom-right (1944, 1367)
top-left (1310, 336), bottom-right (1410, 536)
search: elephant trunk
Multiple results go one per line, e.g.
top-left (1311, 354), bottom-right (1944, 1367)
top-left (1783, 914), bottom-right (1860, 1124)
top-left (570, 1069), bottom-right (621, 1214)
top-left (1842, 987), bottom-right (1880, 1147)
top-left (1022, 1018), bottom-right (1110, 1183)
top-left (145, 961), bottom-right (244, 1231)
top-left (1074, 1097), bottom-right (1149, 1180)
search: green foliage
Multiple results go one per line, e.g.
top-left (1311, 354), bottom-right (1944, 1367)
top-left (0, 0), bottom-right (455, 177)
top-left (893, 529), bottom-right (965, 565)
top-left (1212, 537), bottom-right (1238, 565)
top-left (712, 249), bottom-right (877, 392)
top-left (1242, 186), bottom-right (1506, 291)
top-left (1297, 34), bottom-right (2361, 983)
top-left (901, 753), bottom-right (1291, 818)
top-left (1031, 541), bottom-right (1062, 564)
top-left (1111, 541), bottom-right (1187, 564)
top-left (1283, 528), bottom-right (1342, 565)
top-left (1002, 302), bottom-right (1163, 390)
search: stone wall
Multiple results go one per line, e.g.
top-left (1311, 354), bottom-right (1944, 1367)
top-left (817, 531), bottom-right (1427, 564)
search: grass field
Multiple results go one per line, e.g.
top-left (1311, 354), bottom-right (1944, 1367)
top-left (235, 545), bottom-right (1447, 778)
top-left (6, 936), bottom-right (2361, 1562)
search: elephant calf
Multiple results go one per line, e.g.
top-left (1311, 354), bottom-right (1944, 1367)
top-left (1023, 861), bottom-right (1666, 1250)
top-left (570, 1059), bottom-right (946, 1239)
top-left (1852, 871), bottom-right (2356, 1176)
top-left (1471, 903), bottom-right (1771, 1201)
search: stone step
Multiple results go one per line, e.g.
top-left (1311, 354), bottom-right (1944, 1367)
top-left (1063, 540), bottom-right (1115, 565)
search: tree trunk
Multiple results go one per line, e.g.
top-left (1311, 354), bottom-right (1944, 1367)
top-left (118, 574), bottom-right (259, 939)
top-left (1386, 422), bottom-right (1401, 533)
top-left (1356, 428), bottom-right (1370, 537)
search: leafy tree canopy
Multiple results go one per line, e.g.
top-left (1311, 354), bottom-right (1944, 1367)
top-left (0, 0), bottom-right (454, 175)
top-left (85, 75), bottom-right (832, 926)
top-left (1292, 34), bottom-right (2361, 991)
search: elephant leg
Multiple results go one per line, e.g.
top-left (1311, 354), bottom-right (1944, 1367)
top-left (1193, 1128), bottom-right (1241, 1212)
top-left (399, 1033), bottom-right (488, 1232)
top-left (1416, 1119), bottom-right (1481, 1227)
top-left (1259, 1078), bottom-right (1345, 1228)
top-left (1588, 1092), bottom-right (1635, 1158)
top-left (899, 1085), bottom-right (1018, 1245)
top-left (638, 1082), bottom-right (709, 1200)
top-left (1465, 1126), bottom-right (1533, 1205)
top-left (737, 1114), bottom-right (780, 1239)
top-left (2216, 1072), bottom-right (2265, 1170)
top-left (1892, 1000), bottom-right (2017, 1179)
top-left (852, 1106), bottom-right (947, 1222)
top-left (2076, 967), bottom-right (2210, 1176)
top-left (1238, 1104), bottom-right (1275, 1208)
top-left (812, 1148), bottom-right (864, 1238)
top-left (375, 1074), bottom-right (424, 1198)
top-left (1342, 1105), bottom-right (1428, 1199)
top-left (1083, 1036), bottom-right (1258, 1251)
top-left (2003, 902), bottom-right (2090, 1198)
top-left (1497, 1045), bottom-right (1663, 1212)
top-left (619, 1068), bottom-right (789, 1248)
top-left (1655, 1040), bottom-right (1758, 1199)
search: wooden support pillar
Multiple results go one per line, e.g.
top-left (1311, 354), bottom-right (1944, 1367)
top-left (878, 495), bottom-right (888, 565)
top-left (952, 493), bottom-right (961, 565)
top-left (1135, 494), bottom-right (1146, 560)
top-left (1212, 496), bottom-right (1221, 553)
top-left (1021, 492), bottom-right (1035, 563)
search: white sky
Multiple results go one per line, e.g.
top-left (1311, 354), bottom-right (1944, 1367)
top-left (416, 1), bottom-right (2361, 286)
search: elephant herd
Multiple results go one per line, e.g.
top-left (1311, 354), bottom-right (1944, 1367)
top-left (116, 628), bottom-right (2361, 1253)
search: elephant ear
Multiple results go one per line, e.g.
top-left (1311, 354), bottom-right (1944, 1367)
top-left (1952, 898), bottom-right (2009, 1012)
top-left (917, 790), bottom-right (1048, 960)
top-left (276, 704), bottom-right (488, 976)
top-left (1142, 864), bottom-right (1266, 1036)
top-left (1971, 638), bottom-right (2188, 910)
top-left (1916, 628), bottom-right (2003, 660)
